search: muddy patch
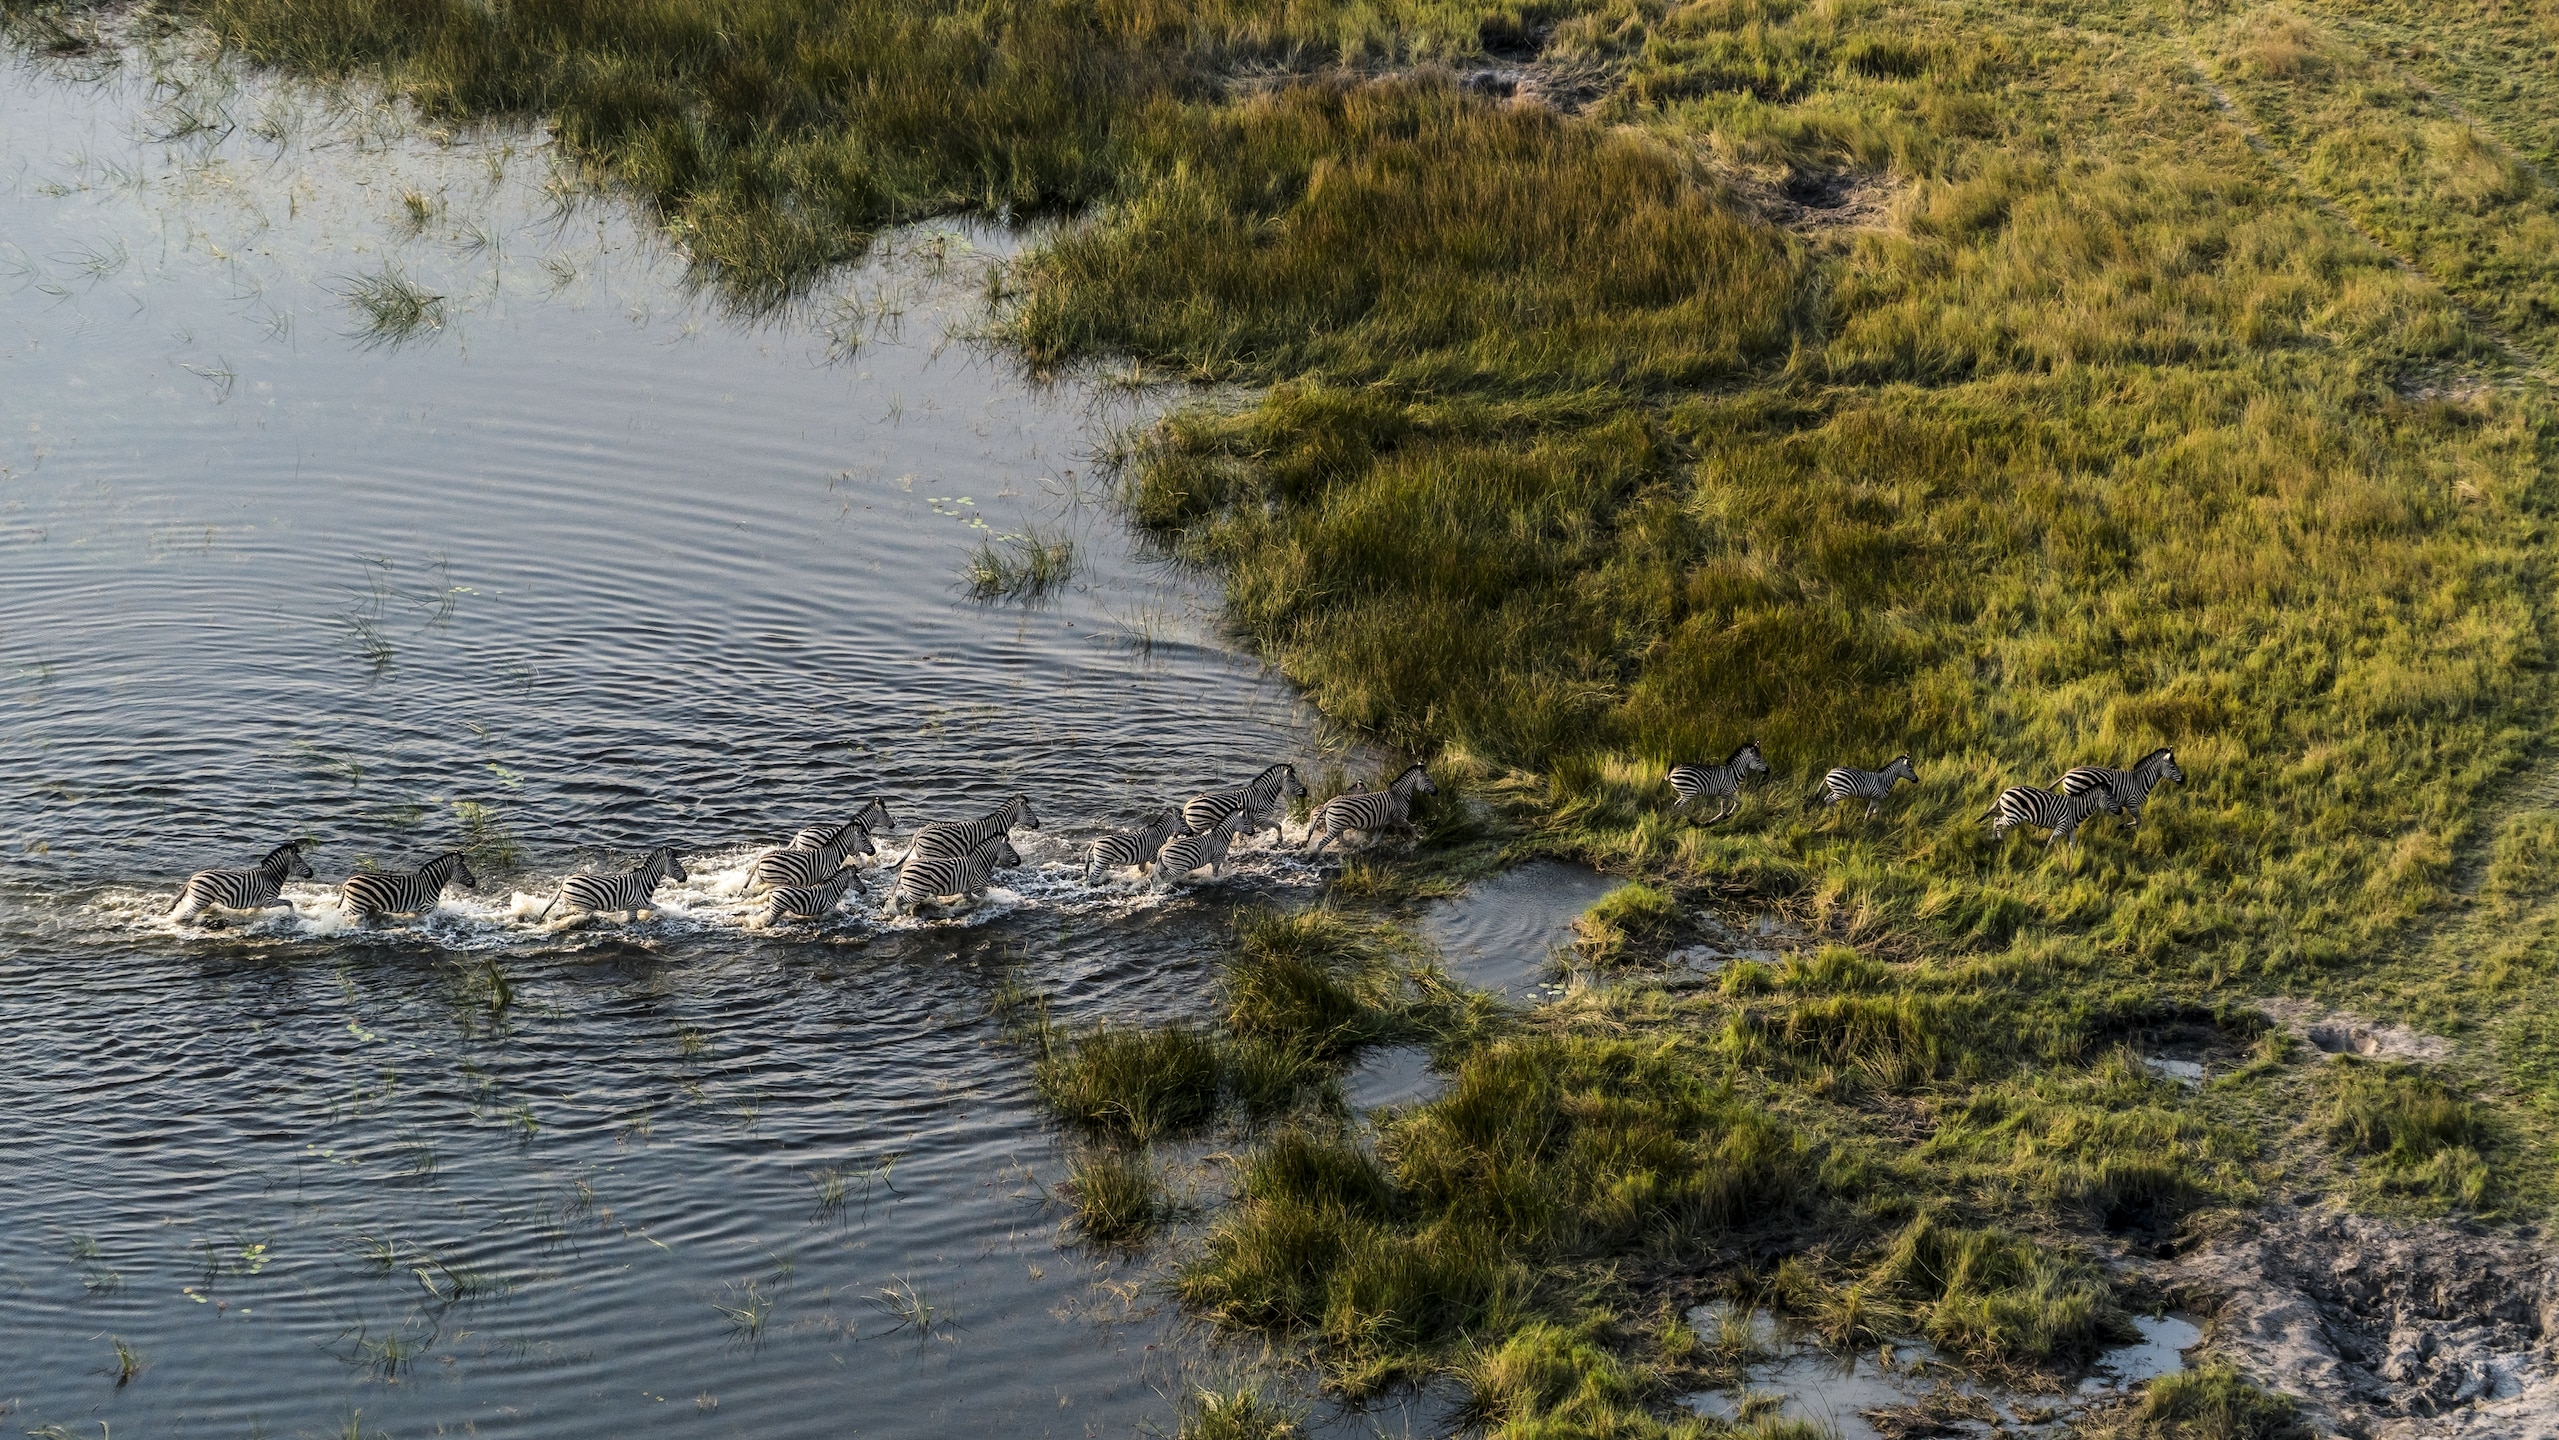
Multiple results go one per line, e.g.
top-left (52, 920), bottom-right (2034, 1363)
top-left (2259, 999), bottom-right (2453, 1063)
top-left (1714, 161), bottom-right (1903, 234)
top-left (2167, 1205), bottom-right (2559, 1438)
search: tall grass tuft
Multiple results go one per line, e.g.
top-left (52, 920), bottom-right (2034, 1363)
top-left (965, 527), bottom-right (1075, 601)
top-left (339, 262), bottom-right (446, 346)
top-left (1062, 1147), bottom-right (1167, 1247)
top-left (1034, 1024), bottom-right (1222, 1143)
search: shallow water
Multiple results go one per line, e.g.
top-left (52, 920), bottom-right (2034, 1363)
top-left (1416, 859), bottom-right (1621, 995)
top-left (1682, 1307), bottom-right (2200, 1438)
top-left (0, 42), bottom-right (1329, 1438)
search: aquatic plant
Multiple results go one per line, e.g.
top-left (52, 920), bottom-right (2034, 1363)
top-left (339, 261), bottom-right (446, 346)
top-left (964, 526), bottom-right (1075, 600)
top-left (109, 1335), bottom-right (145, 1386)
top-left (1061, 1147), bottom-right (1166, 1247)
top-left (1175, 1386), bottom-right (1302, 1440)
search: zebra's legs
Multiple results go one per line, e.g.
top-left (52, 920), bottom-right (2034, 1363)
top-left (1868, 800), bottom-right (1883, 818)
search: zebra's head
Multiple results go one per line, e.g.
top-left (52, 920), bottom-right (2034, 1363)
top-left (2142, 747), bottom-right (2185, 786)
top-left (996, 840), bottom-right (1022, 870)
top-left (442, 851), bottom-right (481, 889)
top-left (1884, 754), bottom-right (1918, 784)
top-left (856, 796), bottom-right (893, 832)
top-left (819, 819), bottom-right (875, 857)
top-left (1732, 741), bottom-right (1769, 777)
top-left (1009, 795), bottom-right (1042, 832)
top-left (1284, 765), bottom-right (1308, 800)
top-left (263, 843), bottom-right (315, 881)
top-left (1402, 764), bottom-right (1437, 796)
top-left (648, 844), bottom-right (689, 884)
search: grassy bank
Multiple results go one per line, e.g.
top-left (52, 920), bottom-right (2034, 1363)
top-left (15, 0), bottom-right (2559, 1426)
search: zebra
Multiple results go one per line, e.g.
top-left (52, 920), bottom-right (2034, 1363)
top-left (2059, 747), bottom-right (2185, 830)
top-left (1821, 755), bottom-right (1919, 819)
top-left (759, 863), bottom-right (869, 927)
top-left (749, 820), bottom-right (875, 893)
top-left (1305, 765), bottom-right (1437, 858)
top-left (884, 835), bottom-right (1019, 915)
top-left (902, 794), bottom-right (1039, 864)
top-left (1085, 808), bottom-right (1190, 884)
top-left (340, 851), bottom-right (479, 926)
top-left (169, 842), bottom-right (314, 924)
top-left (1154, 809), bottom-right (1252, 882)
top-left (788, 796), bottom-right (893, 850)
top-left (1986, 781), bottom-right (2123, 851)
top-left (1182, 763), bottom-right (1307, 844)
top-left (1668, 742), bottom-right (1769, 824)
top-left (539, 845), bottom-right (689, 921)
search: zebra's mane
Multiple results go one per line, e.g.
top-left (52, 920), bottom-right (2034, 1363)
top-left (1722, 741), bottom-right (1761, 767)
top-left (2136, 746), bottom-right (2175, 767)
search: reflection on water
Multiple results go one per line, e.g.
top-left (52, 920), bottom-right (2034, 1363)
top-left (1417, 860), bottom-right (1622, 996)
top-left (0, 37), bottom-right (1328, 1439)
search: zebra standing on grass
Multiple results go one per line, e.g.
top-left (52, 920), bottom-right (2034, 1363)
top-left (540, 845), bottom-right (689, 921)
top-left (760, 864), bottom-right (869, 927)
top-left (1822, 754), bottom-right (1919, 819)
top-left (750, 820), bottom-right (874, 893)
top-left (1154, 809), bottom-right (1252, 882)
top-left (169, 842), bottom-right (314, 924)
top-left (1986, 780), bottom-right (2122, 851)
top-left (340, 851), bottom-right (478, 927)
top-left (2059, 748), bottom-right (2185, 830)
top-left (1085, 808), bottom-right (1190, 884)
top-left (1668, 742), bottom-right (1769, 824)
top-left (884, 836), bottom-right (1019, 915)
top-left (1182, 763), bottom-right (1307, 844)
top-left (789, 797), bottom-right (893, 850)
top-left (1305, 765), bottom-right (1437, 858)
top-left (902, 794), bottom-right (1039, 864)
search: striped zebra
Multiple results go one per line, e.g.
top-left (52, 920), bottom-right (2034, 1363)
top-left (1182, 763), bottom-right (1307, 843)
top-left (1154, 810), bottom-right (1252, 882)
top-left (884, 835), bottom-right (1019, 915)
top-left (1986, 781), bottom-right (2122, 851)
top-left (169, 842), bottom-right (314, 923)
top-left (750, 820), bottom-right (875, 893)
top-left (540, 845), bottom-right (689, 920)
top-left (1821, 754), bottom-right (1919, 819)
top-left (1085, 808), bottom-right (1190, 884)
top-left (759, 864), bottom-right (869, 927)
top-left (1668, 742), bottom-right (1768, 824)
top-left (903, 794), bottom-right (1039, 864)
top-left (2059, 748), bottom-right (2185, 830)
top-left (340, 851), bottom-right (478, 926)
top-left (1305, 765), bottom-right (1436, 858)
top-left (789, 796), bottom-right (893, 849)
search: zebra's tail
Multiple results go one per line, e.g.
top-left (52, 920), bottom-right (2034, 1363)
top-left (537, 887), bottom-right (564, 921)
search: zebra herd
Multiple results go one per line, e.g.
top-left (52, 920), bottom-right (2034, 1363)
top-left (164, 746), bottom-right (2176, 932)
top-left (1670, 742), bottom-right (2187, 851)
top-left (166, 760), bottom-right (1441, 931)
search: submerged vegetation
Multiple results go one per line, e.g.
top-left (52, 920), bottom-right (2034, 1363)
top-left (15, 0), bottom-right (2559, 1424)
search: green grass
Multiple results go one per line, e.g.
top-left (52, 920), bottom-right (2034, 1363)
top-left (2318, 1057), bottom-right (2494, 1208)
top-left (2086, 1362), bottom-right (2309, 1440)
top-left (1034, 1022), bottom-right (1223, 1142)
top-left (38, 0), bottom-right (2559, 1418)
